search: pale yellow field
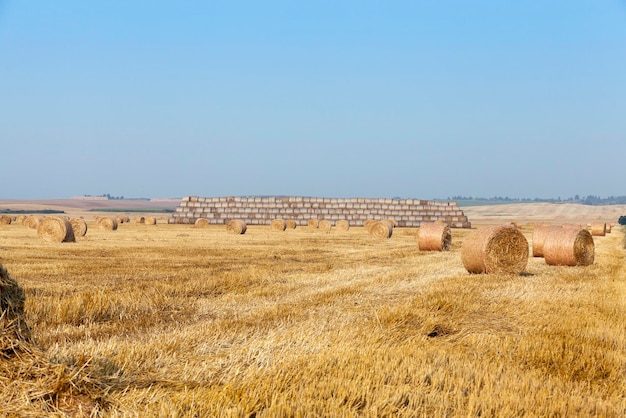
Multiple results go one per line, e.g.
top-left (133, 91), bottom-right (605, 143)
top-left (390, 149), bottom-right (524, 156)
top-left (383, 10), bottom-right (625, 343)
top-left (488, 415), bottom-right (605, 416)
top-left (1, 204), bottom-right (625, 416)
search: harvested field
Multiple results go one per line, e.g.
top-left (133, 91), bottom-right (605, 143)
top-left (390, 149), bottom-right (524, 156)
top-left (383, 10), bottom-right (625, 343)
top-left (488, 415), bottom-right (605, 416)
top-left (0, 212), bottom-right (624, 416)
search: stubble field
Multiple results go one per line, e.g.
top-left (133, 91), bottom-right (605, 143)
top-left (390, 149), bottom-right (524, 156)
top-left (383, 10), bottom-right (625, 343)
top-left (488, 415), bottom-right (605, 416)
top-left (1, 212), bottom-right (625, 416)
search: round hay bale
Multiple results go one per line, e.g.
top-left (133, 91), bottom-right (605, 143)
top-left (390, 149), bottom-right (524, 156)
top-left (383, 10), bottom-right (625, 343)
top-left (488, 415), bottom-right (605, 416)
top-left (16, 215), bottom-right (26, 224)
top-left (24, 215), bottom-right (43, 230)
top-left (271, 219), bottom-right (287, 231)
top-left (144, 216), bottom-right (157, 225)
top-left (543, 228), bottom-right (594, 266)
top-left (417, 223), bottom-right (451, 251)
top-left (70, 218), bottom-right (88, 237)
top-left (532, 225), bottom-right (562, 257)
top-left (336, 220), bottom-right (350, 231)
top-left (195, 218), bottom-right (210, 228)
top-left (363, 219), bottom-right (377, 233)
top-left (1, 263), bottom-right (31, 342)
top-left (226, 219), bottom-right (247, 235)
top-left (370, 220), bottom-right (393, 239)
top-left (134, 216), bottom-right (145, 224)
top-left (286, 219), bottom-right (297, 229)
top-left (115, 216), bottom-right (124, 224)
top-left (461, 225), bottom-right (529, 275)
top-left (590, 222), bottom-right (606, 237)
top-left (0, 215), bottom-right (12, 225)
top-left (37, 216), bottom-right (76, 243)
top-left (307, 218), bottom-right (319, 229)
top-left (98, 217), bottom-right (118, 231)
top-left (319, 219), bottom-right (332, 232)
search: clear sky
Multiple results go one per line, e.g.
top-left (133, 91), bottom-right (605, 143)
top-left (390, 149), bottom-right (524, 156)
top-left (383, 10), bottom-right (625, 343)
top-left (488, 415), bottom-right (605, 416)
top-left (1, 1), bottom-right (625, 200)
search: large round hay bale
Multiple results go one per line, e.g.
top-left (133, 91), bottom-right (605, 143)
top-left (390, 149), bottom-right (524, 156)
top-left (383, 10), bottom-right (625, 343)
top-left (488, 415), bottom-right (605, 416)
top-left (531, 225), bottom-right (562, 257)
top-left (0, 215), bottom-right (12, 225)
top-left (286, 219), bottom-right (297, 229)
top-left (543, 228), bottom-right (594, 266)
top-left (461, 225), bottom-right (529, 275)
top-left (1, 263), bottom-right (30, 341)
top-left (336, 220), bottom-right (350, 231)
top-left (308, 218), bottom-right (319, 229)
top-left (144, 216), bottom-right (157, 225)
top-left (271, 219), bottom-right (287, 231)
top-left (70, 218), bottom-right (88, 237)
top-left (319, 219), bottom-right (332, 232)
top-left (590, 222), bottom-right (606, 237)
top-left (24, 215), bottom-right (43, 230)
top-left (37, 216), bottom-right (76, 243)
top-left (370, 220), bottom-right (393, 239)
top-left (98, 217), bottom-right (118, 231)
top-left (195, 218), bottom-right (210, 228)
top-left (226, 219), bottom-right (247, 235)
top-left (417, 223), bottom-right (451, 251)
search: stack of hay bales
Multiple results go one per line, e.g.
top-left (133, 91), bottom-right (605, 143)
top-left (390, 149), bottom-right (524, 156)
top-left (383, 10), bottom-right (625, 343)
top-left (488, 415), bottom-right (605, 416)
top-left (226, 219), bottom-right (247, 235)
top-left (461, 225), bottom-right (528, 274)
top-left (271, 219), bottom-right (287, 231)
top-left (417, 222), bottom-right (451, 251)
top-left (37, 217), bottom-right (75, 243)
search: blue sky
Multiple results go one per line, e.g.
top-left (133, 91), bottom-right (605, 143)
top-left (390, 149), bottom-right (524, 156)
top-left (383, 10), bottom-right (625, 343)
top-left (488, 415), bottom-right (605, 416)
top-left (1, 1), bottom-right (625, 200)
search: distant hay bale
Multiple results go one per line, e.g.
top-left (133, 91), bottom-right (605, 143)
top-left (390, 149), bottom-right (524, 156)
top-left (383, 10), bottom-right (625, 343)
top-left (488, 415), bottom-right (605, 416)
top-left (98, 217), bottom-right (118, 231)
top-left (0, 215), bottom-right (12, 225)
top-left (195, 218), bottom-right (210, 228)
top-left (461, 225), bottom-right (529, 275)
top-left (144, 216), bottom-right (157, 225)
top-left (115, 216), bottom-right (124, 224)
top-left (37, 216), bottom-right (76, 243)
top-left (532, 225), bottom-right (562, 257)
top-left (124, 215), bottom-right (131, 223)
top-left (70, 218), bottom-right (88, 237)
top-left (543, 228), bottom-right (594, 266)
top-left (417, 223), bottom-right (451, 251)
top-left (286, 219), bottom-right (297, 229)
top-left (336, 220), bottom-right (350, 231)
top-left (24, 215), bottom-right (43, 230)
top-left (134, 216), bottom-right (145, 224)
top-left (271, 219), bottom-right (287, 231)
top-left (226, 219), bottom-right (247, 235)
top-left (590, 222), bottom-right (606, 236)
top-left (319, 219), bottom-right (332, 232)
top-left (16, 215), bottom-right (26, 224)
top-left (370, 220), bottom-right (393, 239)
top-left (308, 218), bottom-right (319, 229)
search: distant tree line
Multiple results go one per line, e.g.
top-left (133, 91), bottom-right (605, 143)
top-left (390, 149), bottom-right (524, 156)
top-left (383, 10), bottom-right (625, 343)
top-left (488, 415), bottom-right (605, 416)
top-left (83, 193), bottom-right (124, 200)
top-left (449, 195), bottom-right (626, 206)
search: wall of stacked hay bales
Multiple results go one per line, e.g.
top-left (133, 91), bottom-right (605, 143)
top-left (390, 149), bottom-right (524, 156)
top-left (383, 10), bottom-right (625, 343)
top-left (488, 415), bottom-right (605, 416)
top-left (168, 196), bottom-right (471, 228)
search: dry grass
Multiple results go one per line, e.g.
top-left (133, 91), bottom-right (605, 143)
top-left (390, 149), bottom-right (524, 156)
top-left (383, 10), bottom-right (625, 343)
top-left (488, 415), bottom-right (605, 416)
top-left (0, 220), bottom-right (625, 416)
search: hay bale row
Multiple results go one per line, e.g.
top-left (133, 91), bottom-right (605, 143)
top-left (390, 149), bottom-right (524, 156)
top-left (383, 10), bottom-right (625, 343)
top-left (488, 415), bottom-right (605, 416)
top-left (226, 219), bottom-right (247, 235)
top-left (37, 216), bottom-right (75, 243)
top-left (271, 219), bottom-right (287, 231)
top-left (417, 223), bottom-right (451, 251)
top-left (461, 225), bottom-right (528, 274)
